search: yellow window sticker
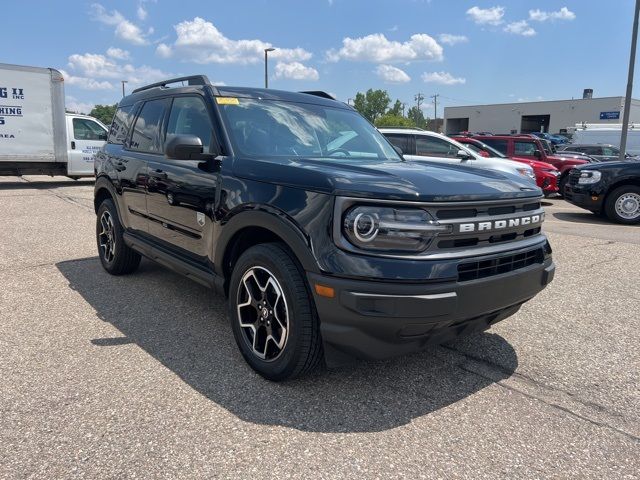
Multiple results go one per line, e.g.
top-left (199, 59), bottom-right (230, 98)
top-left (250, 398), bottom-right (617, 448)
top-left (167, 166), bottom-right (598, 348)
top-left (216, 97), bottom-right (239, 105)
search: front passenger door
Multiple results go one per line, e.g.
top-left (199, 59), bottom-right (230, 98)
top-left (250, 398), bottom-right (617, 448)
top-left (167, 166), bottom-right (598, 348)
top-left (146, 95), bottom-right (220, 265)
top-left (406, 135), bottom-right (470, 166)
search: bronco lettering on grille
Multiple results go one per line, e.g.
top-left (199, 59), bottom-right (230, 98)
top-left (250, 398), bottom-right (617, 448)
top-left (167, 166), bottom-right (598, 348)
top-left (458, 214), bottom-right (543, 233)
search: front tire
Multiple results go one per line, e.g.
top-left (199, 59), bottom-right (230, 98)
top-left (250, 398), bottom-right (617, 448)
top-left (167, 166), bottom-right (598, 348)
top-left (96, 199), bottom-right (141, 274)
top-left (228, 243), bottom-right (323, 381)
top-left (604, 186), bottom-right (640, 224)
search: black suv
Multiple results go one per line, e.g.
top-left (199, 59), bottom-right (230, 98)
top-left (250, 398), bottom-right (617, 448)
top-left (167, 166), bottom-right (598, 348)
top-left (565, 161), bottom-right (640, 224)
top-left (94, 75), bottom-right (555, 381)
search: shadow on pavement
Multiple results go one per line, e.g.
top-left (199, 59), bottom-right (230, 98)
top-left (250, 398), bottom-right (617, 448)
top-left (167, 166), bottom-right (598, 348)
top-left (552, 211), bottom-right (610, 226)
top-left (57, 256), bottom-right (518, 433)
top-left (0, 179), bottom-right (94, 190)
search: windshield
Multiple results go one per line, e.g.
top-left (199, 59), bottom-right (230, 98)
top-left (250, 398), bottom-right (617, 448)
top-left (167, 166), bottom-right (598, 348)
top-left (217, 97), bottom-right (401, 162)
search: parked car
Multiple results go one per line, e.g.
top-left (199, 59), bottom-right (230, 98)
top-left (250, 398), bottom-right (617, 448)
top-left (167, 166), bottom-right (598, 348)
top-left (379, 128), bottom-right (537, 184)
top-left (565, 161), bottom-right (640, 224)
top-left (556, 143), bottom-right (640, 162)
top-left (94, 75), bottom-right (554, 380)
top-left (452, 136), bottom-right (560, 196)
top-left (473, 134), bottom-right (590, 194)
top-left (0, 62), bottom-right (108, 177)
top-left (531, 132), bottom-right (569, 145)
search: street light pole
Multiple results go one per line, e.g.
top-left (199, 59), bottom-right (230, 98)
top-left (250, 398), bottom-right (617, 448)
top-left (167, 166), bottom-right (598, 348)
top-left (121, 80), bottom-right (128, 98)
top-left (264, 48), bottom-right (276, 88)
top-left (620, 0), bottom-right (640, 161)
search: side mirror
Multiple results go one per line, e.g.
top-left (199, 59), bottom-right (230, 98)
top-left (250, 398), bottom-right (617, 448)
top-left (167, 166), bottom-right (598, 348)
top-left (457, 149), bottom-right (472, 160)
top-left (533, 149), bottom-right (542, 158)
top-left (479, 150), bottom-right (490, 158)
top-left (98, 132), bottom-right (108, 141)
top-left (165, 134), bottom-right (204, 160)
top-left (393, 145), bottom-right (404, 156)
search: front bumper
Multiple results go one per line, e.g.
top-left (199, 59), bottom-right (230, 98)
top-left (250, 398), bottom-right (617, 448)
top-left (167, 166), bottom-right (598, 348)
top-left (564, 183), bottom-right (605, 212)
top-left (537, 171), bottom-right (559, 194)
top-left (308, 243), bottom-right (555, 366)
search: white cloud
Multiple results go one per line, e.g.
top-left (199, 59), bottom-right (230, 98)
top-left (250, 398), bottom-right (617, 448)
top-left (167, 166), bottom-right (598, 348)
top-left (438, 34), bottom-right (468, 46)
top-left (158, 17), bottom-right (312, 65)
top-left (66, 96), bottom-right (95, 114)
top-left (90, 3), bottom-right (150, 45)
top-left (137, 5), bottom-right (147, 20)
top-left (106, 47), bottom-right (130, 60)
top-left (529, 7), bottom-right (575, 22)
top-left (60, 69), bottom-right (114, 91)
top-left (66, 53), bottom-right (171, 88)
top-left (327, 33), bottom-right (443, 63)
top-left (375, 64), bottom-right (411, 83)
top-left (422, 71), bottom-right (466, 85)
top-left (504, 20), bottom-right (536, 37)
top-left (274, 62), bottom-right (319, 81)
top-left (466, 6), bottom-right (505, 25)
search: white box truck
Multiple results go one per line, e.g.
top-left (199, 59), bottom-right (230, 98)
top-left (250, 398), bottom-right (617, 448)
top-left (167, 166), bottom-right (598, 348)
top-left (572, 123), bottom-right (640, 155)
top-left (0, 63), bottom-right (108, 177)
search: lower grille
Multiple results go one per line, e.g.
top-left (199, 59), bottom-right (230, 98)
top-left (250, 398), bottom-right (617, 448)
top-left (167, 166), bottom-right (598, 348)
top-left (457, 248), bottom-right (544, 282)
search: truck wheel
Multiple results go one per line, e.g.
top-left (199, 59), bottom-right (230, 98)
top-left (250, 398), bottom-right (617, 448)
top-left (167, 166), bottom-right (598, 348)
top-left (96, 199), bottom-right (141, 274)
top-left (558, 174), bottom-right (569, 198)
top-left (604, 186), bottom-right (640, 224)
top-left (229, 243), bottom-right (323, 381)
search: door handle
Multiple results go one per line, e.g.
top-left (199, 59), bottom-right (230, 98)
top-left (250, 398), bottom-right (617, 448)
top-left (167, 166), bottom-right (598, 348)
top-left (71, 141), bottom-right (76, 150)
top-left (149, 169), bottom-right (167, 180)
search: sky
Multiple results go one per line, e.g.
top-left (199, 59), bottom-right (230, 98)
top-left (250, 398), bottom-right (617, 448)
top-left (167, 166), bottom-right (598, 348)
top-left (2, 0), bottom-right (639, 115)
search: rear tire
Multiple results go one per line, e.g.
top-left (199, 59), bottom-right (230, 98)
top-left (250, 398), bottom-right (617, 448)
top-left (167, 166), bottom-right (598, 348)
top-left (228, 243), bottom-right (323, 381)
top-left (604, 186), bottom-right (640, 224)
top-left (96, 199), bottom-right (141, 274)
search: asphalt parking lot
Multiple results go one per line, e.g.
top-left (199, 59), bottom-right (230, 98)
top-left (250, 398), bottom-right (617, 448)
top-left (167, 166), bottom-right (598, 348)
top-left (1, 176), bottom-right (638, 479)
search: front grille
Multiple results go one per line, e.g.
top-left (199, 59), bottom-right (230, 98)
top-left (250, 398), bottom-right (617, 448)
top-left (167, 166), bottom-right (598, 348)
top-left (457, 248), bottom-right (544, 282)
top-left (569, 169), bottom-right (581, 185)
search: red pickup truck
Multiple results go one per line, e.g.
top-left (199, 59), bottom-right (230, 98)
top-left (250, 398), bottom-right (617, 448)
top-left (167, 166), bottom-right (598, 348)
top-left (472, 135), bottom-right (589, 193)
top-left (452, 136), bottom-right (560, 195)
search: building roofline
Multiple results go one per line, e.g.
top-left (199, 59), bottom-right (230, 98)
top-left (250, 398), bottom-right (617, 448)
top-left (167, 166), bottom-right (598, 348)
top-left (443, 96), bottom-right (639, 111)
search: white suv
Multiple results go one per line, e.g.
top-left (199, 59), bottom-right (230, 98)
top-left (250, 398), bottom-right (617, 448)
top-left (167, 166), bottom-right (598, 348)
top-left (380, 128), bottom-right (536, 183)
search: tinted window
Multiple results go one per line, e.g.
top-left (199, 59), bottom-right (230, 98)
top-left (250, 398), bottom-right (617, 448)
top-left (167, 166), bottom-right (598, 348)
top-left (108, 105), bottom-right (134, 145)
top-left (415, 136), bottom-right (459, 158)
top-left (166, 97), bottom-right (214, 152)
top-left (73, 118), bottom-right (107, 141)
top-left (514, 141), bottom-right (537, 156)
top-left (384, 134), bottom-right (409, 154)
top-left (130, 99), bottom-right (169, 153)
top-left (601, 146), bottom-right (618, 156)
top-left (482, 138), bottom-right (508, 154)
top-left (583, 146), bottom-right (601, 155)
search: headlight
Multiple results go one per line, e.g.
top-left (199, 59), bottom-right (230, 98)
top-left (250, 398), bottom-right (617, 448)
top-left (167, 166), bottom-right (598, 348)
top-left (342, 206), bottom-right (451, 253)
top-left (578, 170), bottom-right (602, 184)
top-left (517, 167), bottom-right (536, 181)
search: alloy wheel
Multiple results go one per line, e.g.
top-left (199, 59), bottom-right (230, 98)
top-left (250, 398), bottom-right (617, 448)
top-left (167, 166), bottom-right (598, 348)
top-left (98, 211), bottom-right (116, 262)
top-left (236, 266), bottom-right (289, 361)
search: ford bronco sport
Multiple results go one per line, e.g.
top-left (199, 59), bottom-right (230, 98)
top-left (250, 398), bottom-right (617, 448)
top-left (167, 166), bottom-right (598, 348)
top-left (94, 75), bottom-right (555, 381)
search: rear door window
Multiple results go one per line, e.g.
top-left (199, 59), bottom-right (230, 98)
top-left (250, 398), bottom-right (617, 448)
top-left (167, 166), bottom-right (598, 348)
top-left (481, 138), bottom-right (508, 154)
top-left (129, 99), bottom-right (170, 153)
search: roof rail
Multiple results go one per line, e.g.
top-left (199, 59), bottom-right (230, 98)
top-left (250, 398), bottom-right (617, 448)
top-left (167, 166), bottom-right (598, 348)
top-left (299, 91), bottom-right (335, 100)
top-left (132, 75), bottom-right (211, 94)
top-left (380, 126), bottom-right (426, 131)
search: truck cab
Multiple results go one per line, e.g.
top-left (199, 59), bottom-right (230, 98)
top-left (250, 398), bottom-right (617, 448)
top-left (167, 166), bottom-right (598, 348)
top-left (65, 113), bottom-right (108, 176)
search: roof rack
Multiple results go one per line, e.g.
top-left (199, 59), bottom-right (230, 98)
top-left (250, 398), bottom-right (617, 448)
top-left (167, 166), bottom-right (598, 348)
top-left (380, 126), bottom-right (426, 131)
top-left (299, 91), bottom-right (335, 100)
top-left (132, 75), bottom-right (211, 94)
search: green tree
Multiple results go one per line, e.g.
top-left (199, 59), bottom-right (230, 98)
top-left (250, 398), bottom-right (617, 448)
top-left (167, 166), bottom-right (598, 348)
top-left (407, 106), bottom-right (427, 129)
top-left (375, 114), bottom-right (416, 128)
top-left (353, 89), bottom-right (391, 123)
top-left (89, 104), bottom-right (117, 126)
top-left (387, 100), bottom-right (404, 117)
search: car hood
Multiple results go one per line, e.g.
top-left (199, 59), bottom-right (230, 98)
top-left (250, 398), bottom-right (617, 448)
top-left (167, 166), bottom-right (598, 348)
top-left (547, 155), bottom-right (589, 165)
top-left (232, 157), bottom-right (541, 202)
top-left (578, 161), bottom-right (638, 170)
top-left (509, 157), bottom-right (557, 170)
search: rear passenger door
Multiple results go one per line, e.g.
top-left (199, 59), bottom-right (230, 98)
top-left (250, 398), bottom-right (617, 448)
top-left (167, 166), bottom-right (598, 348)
top-left (146, 95), bottom-right (220, 264)
top-left (513, 140), bottom-right (539, 160)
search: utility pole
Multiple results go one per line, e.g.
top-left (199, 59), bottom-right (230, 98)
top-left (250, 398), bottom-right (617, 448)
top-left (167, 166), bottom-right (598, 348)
top-left (414, 93), bottom-right (424, 110)
top-left (430, 94), bottom-right (440, 132)
top-left (620, 0), bottom-right (640, 161)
